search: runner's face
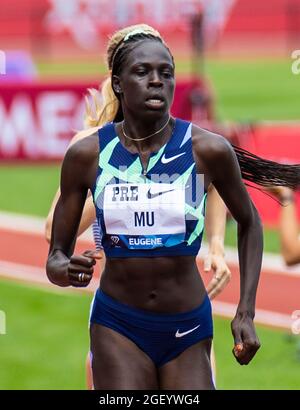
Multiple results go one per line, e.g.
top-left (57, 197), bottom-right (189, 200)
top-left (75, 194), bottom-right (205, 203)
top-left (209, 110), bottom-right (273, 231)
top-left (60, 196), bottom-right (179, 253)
top-left (115, 40), bottom-right (175, 118)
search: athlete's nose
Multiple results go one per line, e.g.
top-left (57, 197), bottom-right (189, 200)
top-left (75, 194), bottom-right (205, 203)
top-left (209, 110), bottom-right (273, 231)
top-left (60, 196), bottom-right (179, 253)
top-left (149, 70), bottom-right (162, 87)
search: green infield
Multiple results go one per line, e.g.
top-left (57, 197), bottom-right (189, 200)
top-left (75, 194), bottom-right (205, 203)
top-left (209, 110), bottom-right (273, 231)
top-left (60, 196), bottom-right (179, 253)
top-left (0, 279), bottom-right (91, 390)
top-left (0, 164), bottom-right (60, 217)
top-left (0, 279), bottom-right (299, 390)
top-left (204, 58), bottom-right (300, 122)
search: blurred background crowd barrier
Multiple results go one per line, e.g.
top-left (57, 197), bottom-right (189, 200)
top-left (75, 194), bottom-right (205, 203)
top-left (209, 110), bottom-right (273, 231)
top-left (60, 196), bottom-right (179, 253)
top-left (1, 0), bottom-right (300, 58)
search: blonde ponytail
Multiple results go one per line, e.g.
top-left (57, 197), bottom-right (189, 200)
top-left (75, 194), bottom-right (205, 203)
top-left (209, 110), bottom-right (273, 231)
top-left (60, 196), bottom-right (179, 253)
top-left (84, 77), bottom-right (120, 129)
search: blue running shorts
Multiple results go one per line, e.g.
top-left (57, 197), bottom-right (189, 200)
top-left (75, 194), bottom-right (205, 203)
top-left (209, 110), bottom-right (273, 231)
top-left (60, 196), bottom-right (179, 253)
top-left (90, 288), bottom-right (213, 367)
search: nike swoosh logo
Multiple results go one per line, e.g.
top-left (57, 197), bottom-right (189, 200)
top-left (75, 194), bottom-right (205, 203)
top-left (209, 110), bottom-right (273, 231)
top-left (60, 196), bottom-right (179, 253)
top-left (147, 188), bottom-right (175, 199)
top-left (175, 325), bottom-right (200, 338)
top-left (161, 152), bottom-right (186, 164)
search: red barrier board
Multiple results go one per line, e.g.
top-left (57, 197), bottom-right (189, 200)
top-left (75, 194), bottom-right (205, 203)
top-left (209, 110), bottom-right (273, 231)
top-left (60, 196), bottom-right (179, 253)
top-left (0, 82), bottom-right (88, 159)
top-left (243, 124), bottom-right (300, 226)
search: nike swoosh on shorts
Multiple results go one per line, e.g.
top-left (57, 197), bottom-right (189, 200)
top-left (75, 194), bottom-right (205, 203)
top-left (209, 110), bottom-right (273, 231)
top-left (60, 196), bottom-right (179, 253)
top-left (175, 324), bottom-right (200, 338)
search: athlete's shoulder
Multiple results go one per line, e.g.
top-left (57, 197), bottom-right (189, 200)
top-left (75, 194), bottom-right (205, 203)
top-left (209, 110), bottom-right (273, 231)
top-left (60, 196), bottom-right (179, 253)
top-left (69, 126), bottom-right (101, 147)
top-left (64, 131), bottom-right (99, 166)
top-left (191, 123), bottom-right (233, 164)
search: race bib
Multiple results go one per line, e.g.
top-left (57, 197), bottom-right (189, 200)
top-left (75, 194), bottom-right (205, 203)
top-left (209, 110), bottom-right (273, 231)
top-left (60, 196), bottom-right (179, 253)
top-left (103, 183), bottom-right (186, 236)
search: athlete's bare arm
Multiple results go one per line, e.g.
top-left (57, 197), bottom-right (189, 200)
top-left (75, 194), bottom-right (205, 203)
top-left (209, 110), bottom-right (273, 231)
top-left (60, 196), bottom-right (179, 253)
top-left (193, 126), bottom-right (262, 365)
top-left (204, 185), bottom-right (231, 299)
top-left (276, 187), bottom-right (300, 265)
top-left (46, 134), bottom-right (99, 287)
top-left (279, 201), bottom-right (300, 265)
top-left (45, 128), bottom-right (99, 243)
top-left (265, 187), bottom-right (300, 266)
top-left (46, 194), bottom-right (96, 243)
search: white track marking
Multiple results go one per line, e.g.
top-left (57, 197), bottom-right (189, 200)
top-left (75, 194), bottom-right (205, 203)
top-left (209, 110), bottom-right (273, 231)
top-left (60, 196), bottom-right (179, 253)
top-left (0, 260), bottom-right (98, 294)
top-left (199, 243), bottom-right (300, 277)
top-left (0, 211), bottom-right (93, 241)
top-left (212, 301), bottom-right (293, 330)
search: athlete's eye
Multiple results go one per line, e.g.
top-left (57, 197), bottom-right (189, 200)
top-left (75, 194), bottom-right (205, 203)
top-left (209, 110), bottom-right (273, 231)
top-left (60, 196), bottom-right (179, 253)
top-left (162, 70), bottom-right (173, 78)
top-left (135, 69), bottom-right (147, 76)
top-left (161, 68), bottom-right (174, 78)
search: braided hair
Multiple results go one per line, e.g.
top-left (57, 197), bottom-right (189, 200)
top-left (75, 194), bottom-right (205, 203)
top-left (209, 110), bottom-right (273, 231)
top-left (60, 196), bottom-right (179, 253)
top-left (233, 144), bottom-right (300, 190)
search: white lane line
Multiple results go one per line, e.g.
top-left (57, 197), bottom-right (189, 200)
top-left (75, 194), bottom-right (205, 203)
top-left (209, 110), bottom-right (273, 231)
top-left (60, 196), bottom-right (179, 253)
top-left (0, 211), bottom-right (93, 241)
top-left (199, 243), bottom-right (300, 277)
top-left (0, 260), bottom-right (98, 294)
top-left (212, 301), bottom-right (293, 331)
top-left (0, 211), bottom-right (46, 235)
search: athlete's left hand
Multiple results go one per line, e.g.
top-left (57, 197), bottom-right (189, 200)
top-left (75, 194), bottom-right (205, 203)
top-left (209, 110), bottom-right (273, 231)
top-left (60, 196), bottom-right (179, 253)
top-left (204, 251), bottom-right (231, 300)
top-left (231, 311), bottom-right (261, 365)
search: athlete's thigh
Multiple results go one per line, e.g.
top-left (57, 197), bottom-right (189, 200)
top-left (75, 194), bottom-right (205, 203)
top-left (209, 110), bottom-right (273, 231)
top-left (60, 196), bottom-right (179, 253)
top-left (158, 338), bottom-right (214, 390)
top-left (90, 323), bottom-right (158, 390)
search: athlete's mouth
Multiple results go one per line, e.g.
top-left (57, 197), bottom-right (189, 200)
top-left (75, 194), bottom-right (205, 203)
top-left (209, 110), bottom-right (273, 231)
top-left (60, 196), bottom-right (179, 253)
top-left (145, 96), bottom-right (165, 108)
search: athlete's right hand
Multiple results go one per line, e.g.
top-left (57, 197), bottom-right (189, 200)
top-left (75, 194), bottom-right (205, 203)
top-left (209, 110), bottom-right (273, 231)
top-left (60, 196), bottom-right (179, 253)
top-left (67, 250), bottom-right (102, 287)
top-left (231, 311), bottom-right (260, 365)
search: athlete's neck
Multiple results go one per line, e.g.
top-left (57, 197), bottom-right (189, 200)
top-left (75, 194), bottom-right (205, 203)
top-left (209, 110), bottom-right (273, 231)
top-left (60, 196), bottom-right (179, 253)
top-left (119, 115), bottom-right (174, 154)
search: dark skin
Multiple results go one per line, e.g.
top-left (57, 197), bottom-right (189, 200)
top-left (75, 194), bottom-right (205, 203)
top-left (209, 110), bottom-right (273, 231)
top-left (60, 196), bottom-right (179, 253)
top-left (46, 40), bottom-right (262, 389)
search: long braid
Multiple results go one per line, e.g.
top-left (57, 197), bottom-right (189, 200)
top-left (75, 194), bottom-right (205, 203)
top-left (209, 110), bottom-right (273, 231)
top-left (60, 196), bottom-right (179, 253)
top-left (232, 144), bottom-right (300, 190)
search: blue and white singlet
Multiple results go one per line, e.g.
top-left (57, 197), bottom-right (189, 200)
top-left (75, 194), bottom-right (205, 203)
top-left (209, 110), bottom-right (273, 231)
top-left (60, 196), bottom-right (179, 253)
top-left (91, 118), bottom-right (207, 258)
